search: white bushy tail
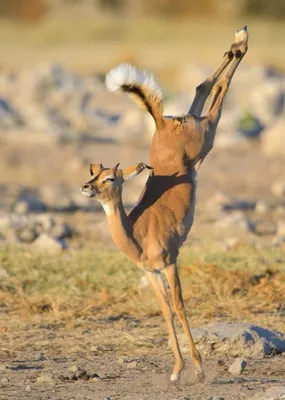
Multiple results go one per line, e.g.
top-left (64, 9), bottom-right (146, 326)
top-left (106, 63), bottom-right (164, 129)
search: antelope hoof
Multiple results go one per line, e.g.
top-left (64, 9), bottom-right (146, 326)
top-left (170, 371), bottom-right (181, 382)
top-left (235, 26), bottom-right (248, 44)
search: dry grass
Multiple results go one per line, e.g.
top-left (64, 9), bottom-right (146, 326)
top-left (1, 242), bottom-right (284, 332)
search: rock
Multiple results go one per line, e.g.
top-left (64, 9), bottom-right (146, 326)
top-left (255, 200), bottom-right (270, 214)
top-left (178, 322), bottom-right (285, 357)
top-left (0, 96), bottom-right (23, 129)
top-left (228, 358), bottom-right (247, 375)
top-left (36, 373), bottom-right (55, 385)
top-left (247, 78), bottom-right (285, 126)
top-left (261, 118), bottom-right (285, 157)
top-left (117, 355), bottom-right (128, 365)
top-left (50, 222), bottom-right (73, 240)
top-left (248, 386), bottom-right (285, 400)
top-left (13, 198), bottom-right (47, 214)
top-left (208, 397), bottom-right (225, 400)
top-left (0, 364), bottom-right (7, 371)
top-left (206, 192), bottom-right (233, 214)
top-left (32, 233), bottom-right (66, 255)
top-left (215, 211), bottom-right (254, 234)
top-left (271, 180), bottom-right (285, 197)
top-left (25, 385), bottom-right (31, 391)
top-left (16, 226), bottom-right (38, 243)
top-left (68, 366), bottom-right (79, 373)
top-left (34, 214), bottom-right (56, 232)
top-left (0, 377), bottom-right (9, 384)
top-left (238, 112), bottom-right (264, 138)
top-left (254, 221), bottom-right (277, 236)
top-left (40, 184), bottom-right (77, 212)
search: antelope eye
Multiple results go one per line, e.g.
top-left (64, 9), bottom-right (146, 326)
top-left (103, 177), bottom-right (115, 182)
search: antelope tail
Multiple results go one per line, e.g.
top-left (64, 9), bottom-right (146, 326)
top-left (105, 63), bottom-right (164, 129)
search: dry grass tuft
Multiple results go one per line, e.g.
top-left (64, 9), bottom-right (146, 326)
top-left (0, 243), bottom-right (284, 332)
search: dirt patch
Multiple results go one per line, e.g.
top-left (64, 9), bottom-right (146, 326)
top-left (1, 317), bottom-right (285, 400)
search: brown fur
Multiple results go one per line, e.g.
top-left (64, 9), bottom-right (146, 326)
top-left (81, 27), bottom-right (248, 382)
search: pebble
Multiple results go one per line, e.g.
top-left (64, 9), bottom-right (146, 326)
top-left (208, 397), bottom-right (225, 400)
top-left (68, 365), bottom-right (79, 373)
top-left (228, 358), bottom-right (247, 375)
top-left (25, 385), bottom-right (31, 391)
top-left (0, 364), bottom-right (7, 371)
top-left (36, 373), bottom-right (55, 385)
top-left (1, 377), bottom-right (9, 384)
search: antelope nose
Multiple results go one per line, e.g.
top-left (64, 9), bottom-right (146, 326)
top-left (80, 184), bottom-right (90, 192)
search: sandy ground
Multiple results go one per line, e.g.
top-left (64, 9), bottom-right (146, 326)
top-left (1, 317), bottom-right (285, 400)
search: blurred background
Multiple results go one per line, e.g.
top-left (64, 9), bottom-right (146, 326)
top-left (0, 0), bottom-right (285, 333)
top-left (0, 3), bottom-right (285, 398)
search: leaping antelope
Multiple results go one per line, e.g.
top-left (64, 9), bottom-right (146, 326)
top-left (80, 27), bottom-right (248, 382)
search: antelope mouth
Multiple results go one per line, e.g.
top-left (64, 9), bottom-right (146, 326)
top-left (80, 186), bottom-right (96, 198)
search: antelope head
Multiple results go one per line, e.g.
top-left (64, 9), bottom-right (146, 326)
top-left (80, 162), bottom-right (152, 205)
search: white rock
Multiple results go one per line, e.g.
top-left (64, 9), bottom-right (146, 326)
top-left (248, 386), bottom-right (285, 400)
top-left (228, 358), bottom-right (247, 375)
top-left (206, 192), bottom-right (232, 214)
top-left (215, 211), bottom-right (253, 234)
top-left (32, 233), bottom-right (66, 255)
top-left (255, 200), bottom-right (270, 214)
top-left (34, 214), bottom-right (56, 232)
top-left (261, 119), bottom-right (285, 157)
top-left (178, 322), bottom-right (285, 357)
top-left (14, 198), bottom-right (47, 214)
top-left (68, 365), bottom-right (79, 373)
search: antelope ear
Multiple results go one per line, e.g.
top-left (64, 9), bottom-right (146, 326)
top-left (90, 163), bottom-right (103, 177)
top-left (122, 162), bottom-right (153, 182)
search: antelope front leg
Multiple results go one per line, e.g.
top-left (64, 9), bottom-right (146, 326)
top-left (145, 270), bottom-right (184, 382)
top-left (163, 264), bottom-right (204, 381)
top-left (207, 26), bottom-right (248, 117)
top-left (196, 26), bottom-right (248, 161)
top-left (189, 25), bottom-right (248, 118)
